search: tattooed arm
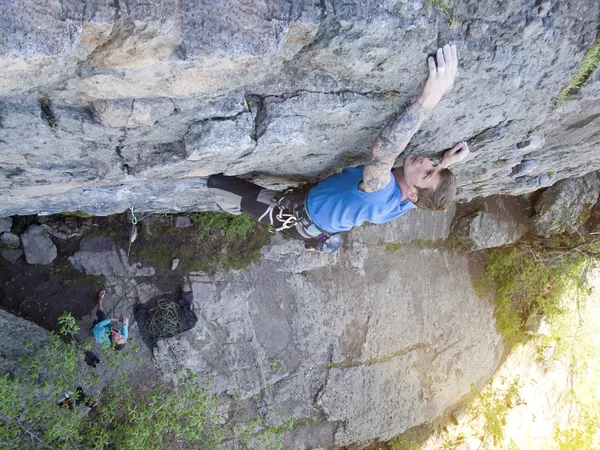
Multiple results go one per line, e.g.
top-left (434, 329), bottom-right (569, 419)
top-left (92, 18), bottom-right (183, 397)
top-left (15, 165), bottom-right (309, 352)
top-left (360, 44), bottom-right (459, 193)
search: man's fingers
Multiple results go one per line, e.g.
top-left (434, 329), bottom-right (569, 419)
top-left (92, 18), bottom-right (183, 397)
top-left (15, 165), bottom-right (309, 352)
top-left (450, 142), bottom-right (463, 153)
top-left (428, 56), bottom-right (436, 75)
top-left (443, 44), bottom-right (452, 75)
top-left (436, 47), bottom-right (445, 72)
top-left (451, 44), bottom-right (458, 76)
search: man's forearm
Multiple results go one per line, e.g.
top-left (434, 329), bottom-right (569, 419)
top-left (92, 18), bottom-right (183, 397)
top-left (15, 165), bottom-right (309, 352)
top-left (361, 99), bottom-right (429, 192)
top-left (375, 99), bottom-right (429, 160)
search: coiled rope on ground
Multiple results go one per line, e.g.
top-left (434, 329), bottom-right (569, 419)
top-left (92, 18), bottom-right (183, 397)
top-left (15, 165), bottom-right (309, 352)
top-left (141, 299), bottom-right (181, 341)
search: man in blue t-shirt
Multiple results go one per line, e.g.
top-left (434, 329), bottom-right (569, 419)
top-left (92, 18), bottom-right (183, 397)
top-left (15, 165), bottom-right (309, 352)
top-left (208, 44), bottom-right (469, 253)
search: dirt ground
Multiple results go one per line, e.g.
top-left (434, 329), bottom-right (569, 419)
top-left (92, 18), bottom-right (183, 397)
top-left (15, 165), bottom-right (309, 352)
top-left (0, 212), bottom-right (270, 333)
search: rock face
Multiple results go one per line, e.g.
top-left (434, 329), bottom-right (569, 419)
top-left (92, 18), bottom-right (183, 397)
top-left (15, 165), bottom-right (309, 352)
top-left (456, 196), bottom-right (529, 250)
top-left (530, 172), bottom-right (600, 237)
top-left (20, 225), bottom-right (58, 265)
top-left (0, 0), bottom-right (599, 216)
top-left (151, 207), bottom-right (503, 447)
top-left (68, 236), bottom-right (154, 277)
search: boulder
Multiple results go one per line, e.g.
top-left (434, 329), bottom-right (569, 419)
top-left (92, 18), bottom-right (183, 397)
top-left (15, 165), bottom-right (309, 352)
top-left (0, 218), bottom-right (12, 233)
top-left (530, 172), bottom-right (600, 238)
top-left (174, 216), bottom-right (191, 228)
top-left (1, 248), bottom-right (23, 263)
top-left (1, 232), bottom-right (20, 249)
top-left (455, 196), bottom-right (529, 250)
top-left (20, 225), bottom-right (57, 265)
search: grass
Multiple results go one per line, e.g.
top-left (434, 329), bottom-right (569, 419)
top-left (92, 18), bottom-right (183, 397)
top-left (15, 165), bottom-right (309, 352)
top-left (557, 38), bottom-right (600, 101)
top-left (134, 212), bottom-right (271, 273)
top-left (482, 242), bottom-right (592, 345)
top-left (385, 242), bottom-right (404, 252)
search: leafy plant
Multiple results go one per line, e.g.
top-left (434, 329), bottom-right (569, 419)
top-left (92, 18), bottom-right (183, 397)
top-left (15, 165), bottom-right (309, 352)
top-left (483, 241), bottom-right (593, 344)
top-left (423, 0), bottom-right (451, 16)
top-left (469, 377), bottom-right (522, 448)
top-left (557, 38), bottom-right (600, 101)
top-left (0, 313), bottom-right (227, 449)
top-left (268, 358), bottom-right (282, 373)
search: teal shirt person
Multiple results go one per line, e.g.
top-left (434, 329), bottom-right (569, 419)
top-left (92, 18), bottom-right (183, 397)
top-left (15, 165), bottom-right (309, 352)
top-left (93, 318), bottom-right (128, 345)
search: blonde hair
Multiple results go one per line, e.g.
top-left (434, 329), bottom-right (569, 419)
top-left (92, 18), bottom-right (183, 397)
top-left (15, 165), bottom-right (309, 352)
top-left (414, 168), bottom-right (456, 211)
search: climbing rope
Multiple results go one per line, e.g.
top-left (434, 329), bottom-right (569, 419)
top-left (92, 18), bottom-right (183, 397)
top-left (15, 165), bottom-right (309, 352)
top-left (140, 299), bottom-right (181, 342)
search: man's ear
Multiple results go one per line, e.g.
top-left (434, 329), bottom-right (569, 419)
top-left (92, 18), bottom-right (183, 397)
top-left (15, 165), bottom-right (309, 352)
top-left (407, 187), bottom-right (418, 203)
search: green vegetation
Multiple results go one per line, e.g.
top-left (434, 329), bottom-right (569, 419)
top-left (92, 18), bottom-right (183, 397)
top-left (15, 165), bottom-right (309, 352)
top-left (385, 242), bottom-right (404, 252)
top-left (389, 435), bottom-right (422, 450)
top-left (554, 411), bottom-right (600, 450)
top-left (468, 377), bottom-right (522, 448)
top-left (134, 212), bottom-right (271, 273)
top-left (268, 358), bottom-right (282, 373)
top-left (557, 38), bottom-right (600, 101)
top-left (235, 411), bottom-right (293, 450)
top-left (40, 98), bottom-right (58, 132)
top-left (63, 211), bottom-right (94, 219)
top-left (423, 0), bottom-right (451, 16)
top-left (0, 314), bottom-right (292, 449)
top-left (482, 239), bottom-right (595, 345)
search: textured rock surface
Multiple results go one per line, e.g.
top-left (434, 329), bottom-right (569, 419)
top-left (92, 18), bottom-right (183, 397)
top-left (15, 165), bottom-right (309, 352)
top-left (1, 232), bottom-right (20, 249)
top-left (68, 236), bottom-right (155, 277)
top-left (0, 0), bottom-right (598, 216)
top-left (531, 172), bottom-right (600, 237)
top-left (1, 248), bottom-right (23, 263)
top-left (146, 207), bottom-right (503, 447)
top-left (0, 309), bottom-right (53, 375)
top-left (0, 218), bottom-right (12, 233)
top-left (20, 225), bottom-right (58, 265)
top-left (456, 196), bottom-right (529, 250)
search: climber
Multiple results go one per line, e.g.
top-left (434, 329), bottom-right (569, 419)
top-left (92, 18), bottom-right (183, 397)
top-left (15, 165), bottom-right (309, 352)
top-left (208, 44), bottom-right (469, 253)
top-left (92, 289), bottom-right (129, 350)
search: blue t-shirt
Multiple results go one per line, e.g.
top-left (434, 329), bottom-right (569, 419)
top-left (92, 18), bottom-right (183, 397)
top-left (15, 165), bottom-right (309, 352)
top-left (93, 318), bottom-right (128, 345)
top-left (306, 166), bottom-right (414, 233)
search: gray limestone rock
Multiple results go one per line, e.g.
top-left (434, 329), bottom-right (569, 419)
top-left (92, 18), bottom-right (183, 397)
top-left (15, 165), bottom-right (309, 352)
top-left (0, 309), bottom-right (52, 375)
top-left (153, 231), bottom-right (503, 447)
top-left (69, 236), bottom-right (154, 277)
top-left (530, 172), bottom-right (600, 238)
top-left (1, 248), bottom-right (23, 263)
top-left (1, 232), bottom-right (20, 249)
top-left (174, 216), bottom-right (191, 228)
top-left (0, 218), bottom-right (12, 233)
top-left (20, 225), bottom-right (57, 265)
top-left (456, 196), bottom-right (529, 250)
top-left (0, 0), bottom-right (598, 216)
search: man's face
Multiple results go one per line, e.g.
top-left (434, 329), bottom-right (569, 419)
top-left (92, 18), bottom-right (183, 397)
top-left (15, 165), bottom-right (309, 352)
top-left (403, 155), bottom-right (442, 191)
top-left (111, 330), bottom-right (125, 346)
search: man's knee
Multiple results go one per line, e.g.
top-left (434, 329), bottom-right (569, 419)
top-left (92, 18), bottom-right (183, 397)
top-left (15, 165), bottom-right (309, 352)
top-left (207, 173), bottom-right (226, 189)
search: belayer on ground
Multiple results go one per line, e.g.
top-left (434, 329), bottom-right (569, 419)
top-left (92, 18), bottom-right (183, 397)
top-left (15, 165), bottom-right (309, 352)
top-left (208, 44), bottom-right (469, 253)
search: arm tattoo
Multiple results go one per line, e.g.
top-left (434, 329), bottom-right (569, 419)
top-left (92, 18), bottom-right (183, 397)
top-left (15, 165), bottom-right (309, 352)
top-left (360, 101), bottom-right (426, 193)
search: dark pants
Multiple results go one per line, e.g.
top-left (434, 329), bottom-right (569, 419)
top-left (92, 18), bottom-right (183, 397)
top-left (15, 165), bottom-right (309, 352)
top-left (96, 309), bottom-right (108, 322)
top-left (207, 174), bottom-right (322, 241)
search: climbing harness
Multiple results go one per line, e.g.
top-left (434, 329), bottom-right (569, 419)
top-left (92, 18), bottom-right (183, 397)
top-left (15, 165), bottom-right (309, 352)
top-left (261, 188), bottom-right (343, 254)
